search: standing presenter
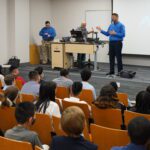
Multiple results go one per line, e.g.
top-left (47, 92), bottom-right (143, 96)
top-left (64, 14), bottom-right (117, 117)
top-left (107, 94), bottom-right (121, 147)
top-left (97, 13), bottom-right (125, 76)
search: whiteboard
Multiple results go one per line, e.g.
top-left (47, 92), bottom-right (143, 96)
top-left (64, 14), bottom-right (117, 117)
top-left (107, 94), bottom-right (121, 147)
top-left (85, 10), bottom-right (111, 40)
top-left (113, 0), bottom-right (150, 55)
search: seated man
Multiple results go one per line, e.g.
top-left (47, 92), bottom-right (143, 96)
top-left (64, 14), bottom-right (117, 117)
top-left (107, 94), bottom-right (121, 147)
top-left (111, 117), bottom-right (150, 150)
top-left (34, 66), bottom-right (45, 84)
top-left (80, 69), bottom-right (96, 100)
top-left (50, 106), bottom-right (97, 150)
top-left (3, 74), bottom-right (15, 91)
top-left (53, 69), bottom-right (73, 88)
top-left (9, 65), bottom-right (26, 85)
top-left (5, 102), bottom-right (44, 149)
top-left (21, 71), bottom-right (40, 96)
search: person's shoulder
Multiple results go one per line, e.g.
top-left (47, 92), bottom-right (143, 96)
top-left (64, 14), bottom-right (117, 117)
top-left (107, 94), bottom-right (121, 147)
top-left (52, 136), bottom-right (67, 142)
top-left (118, 22), bottom-right (125, 27)
top-left (83, 139), bottom-right (98, 150)
top-left (5, 128), bottom-right (13, 136)
top-left (111, 146), bottom-right (127, 150)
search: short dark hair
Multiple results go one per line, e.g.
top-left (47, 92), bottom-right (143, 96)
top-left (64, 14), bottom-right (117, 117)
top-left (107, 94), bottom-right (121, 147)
top-left (128, 117), bottom-right (150, 145)
top-left (110, 81), bottom-right (118, 92)
top-left (146, 85), bottom-right (150, 93)
top-left (80, 69), bottom-right (92, 81)
top-left (4, 74), bottom-right (15, 85)
top-left (60, 69), bottom-right (69, 77)
top-left (34, 67), bottom-right (43, 75)
top-left (28, 71), bottom-right (39, 80)
top-left (112, 13), bottom-right (119, 17)
top-left (9, 65), bottom-right (18, 73)
top-left (45, 21), bottom-right (50, 24)
top-left (15, 102), bottom-right (35, 124)
top-left (72, 82), bottom-right (82, 96)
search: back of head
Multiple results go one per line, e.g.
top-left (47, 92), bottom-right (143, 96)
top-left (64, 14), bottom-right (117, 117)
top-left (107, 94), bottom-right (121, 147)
top-left (9, 65), bottom-right (18, 73)
top-left (28, 71), bottom-right (39, 82)
top-left (60, 69), bottom-right (69, 77)
top-left (136, 91), bottom-right (150, 114)
top-left (110, 81), bottom-right (118, 92)
top-left (34, 67), bottom-right (43, 75)
top-left (71, 82), bottom-right (82, 97)
top-left (4, 74), bottom-right (15, 86)
top-left (146, 85), bottom-right (150, 93)
top-left (80, 69), bottom-right (92, 82)
top-left (15, 102), bottom-right (35, 124)
top-left (128, 117), bottom-right (150, 145)
top-left (61, 106), bottom-right (85, 137)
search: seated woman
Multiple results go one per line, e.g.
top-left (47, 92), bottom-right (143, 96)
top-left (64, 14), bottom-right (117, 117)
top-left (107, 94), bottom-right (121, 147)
top-left (93, 85), bottom-right (124, 109)
top-left (130, 91), bottom-right (150, 114)
top-left (35, 81), bottom-right (61, 118)
top-left (0, 86), bottom-right (19, 107)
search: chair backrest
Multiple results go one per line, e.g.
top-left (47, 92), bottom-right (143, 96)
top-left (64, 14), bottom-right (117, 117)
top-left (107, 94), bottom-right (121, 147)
top-left (62, 100), bottom-right (91, 120)
top-left (0, 107), bottom-right (17, 131)
top-left (52, 115), bottom-right (91, 141)
top-left (0, 80), bottom-right (3, 93)
top-left (125, 111), bottom-right (150, 125)
top-left (78, 89), bottom-right (94, 105)
top-left (56, 87), bottom-right (70, 99)
top-left (117, 93), bottom-right (128, 107)
top-left (35, 146), bottom-right (42, 150)
top-left (0, 136), bottom-right (33, 150)
top-left (15, 79), bottom-right (23, 91)
top-left (92, 105), bottom-right (123, 129)
top-left (20, 93), bottom-right (37, 103)
top-left (31, 113), bottom-right (52, 145)
top-left (90, 124), bottom-right (129, 150)
top-left (55, 98), bottom-right (63, 112)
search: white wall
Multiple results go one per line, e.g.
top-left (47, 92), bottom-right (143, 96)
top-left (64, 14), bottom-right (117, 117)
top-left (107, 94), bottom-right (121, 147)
top-left (30, 0), bottom-right (52, 45)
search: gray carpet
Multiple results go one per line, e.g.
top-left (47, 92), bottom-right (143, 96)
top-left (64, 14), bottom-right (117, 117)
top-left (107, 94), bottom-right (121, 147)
top-left (19, 63), bottom-right (150, 101)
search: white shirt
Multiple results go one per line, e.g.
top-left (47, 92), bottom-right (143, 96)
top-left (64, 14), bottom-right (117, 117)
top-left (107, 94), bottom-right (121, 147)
top-left (38, 101), bottom-right (61, 118)
top-left (82, 81), bottom-right (97, 100)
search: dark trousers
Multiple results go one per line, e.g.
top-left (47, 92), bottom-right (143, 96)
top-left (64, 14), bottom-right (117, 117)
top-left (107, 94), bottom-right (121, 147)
top-left (77, 54), bottom-right (86, 67)
top-left (109, 41), bottom-right (123, 73)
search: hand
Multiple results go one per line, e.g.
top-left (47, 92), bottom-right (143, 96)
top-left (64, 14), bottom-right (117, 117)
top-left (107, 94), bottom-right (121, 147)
top-left (96, 26), bottom-right (102, 32)
top-left (109, 30), bottom-right (116, 35)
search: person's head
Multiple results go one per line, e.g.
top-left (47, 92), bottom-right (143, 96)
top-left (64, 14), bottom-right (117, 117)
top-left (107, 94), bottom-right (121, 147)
top-left (60, 69), bottom-right (69, 78)
top-left (128, 117), bottom-right (150, 145)
top-left (94, 85), bottom-right (118, 109)
top-left (34, 67), bottom-right (44, 80)
top-left (9, 66), bottom-right (19, 77)
top-left (61, 106), bottom-right (85, 137)
top-left (135, 91), bottom-right (150, 114)
top-left (45, 21), bottom-right (50, 28)
top-left (15, 102), bottom-right (36, 126)
top-left (71, 82), bottom-right (82, 97)
top-left (146, 85), bottom-right (150, 93)
top-left (81, 21), bottom-right (87, 28)
top-left (4, 74), bottom-right (15, 86)
top-left (28, 71), bottom-right (40, 83)
top-left (110, 81), bottom-right (118, 92)
top-left (112, 13), bottom-right (119, 23)
top-left (80, 69), bottom-right (92, 82)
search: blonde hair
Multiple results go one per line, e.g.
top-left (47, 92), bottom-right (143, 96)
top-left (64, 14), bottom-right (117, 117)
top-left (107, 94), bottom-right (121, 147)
top-left (61, 106), bottom-right (85, 137)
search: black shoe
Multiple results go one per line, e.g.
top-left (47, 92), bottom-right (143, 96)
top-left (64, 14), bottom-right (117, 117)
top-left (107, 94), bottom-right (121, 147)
top-left (106, 72), bottom-right (114, 76)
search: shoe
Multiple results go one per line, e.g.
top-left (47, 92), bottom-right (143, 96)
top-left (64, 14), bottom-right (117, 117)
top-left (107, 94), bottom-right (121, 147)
top-left (116, 71), bottom-right (122, 76)
top-left (106, 72), bottom-right (114, 76)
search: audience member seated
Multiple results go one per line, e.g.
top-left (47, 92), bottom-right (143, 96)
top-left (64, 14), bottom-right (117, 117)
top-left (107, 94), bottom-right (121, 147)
top-left (80, 69), bottom-right (96, 100)
top-left (0, 65), bottom-right (5, 87)
top-left (4, 102), bottom-right (49, 149)
top-left (3, 74), bottom-right (15, 91)
top-left (111, 117), bottom-right (150, 150)
top-left (50, 106), bottom-right (98, 150)
top-left (0, 86), bottom-right (19, 107)
top-left (34, 66), bottom-right (45, 84)
top-left (53, 69), bottom-right (73, 88)
top-left (21, 71), bottom-right (40, 96)
top-left (9, 65), bottom-right (26, 85)
top-left (93, 85), bottom-right (124, 109)
top-left (64, 82), bottom-right (91, 110)
top-left (130, 91), bottom-right (150, 114)
top-left (36, 81), bottom-right (61, 118)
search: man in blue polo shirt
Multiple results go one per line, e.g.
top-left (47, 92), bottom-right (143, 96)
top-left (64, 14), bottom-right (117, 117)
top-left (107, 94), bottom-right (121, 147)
top-left (97, 13), bottom-right (125, 76)
top-left (39, 21), bottom-right (56, 64)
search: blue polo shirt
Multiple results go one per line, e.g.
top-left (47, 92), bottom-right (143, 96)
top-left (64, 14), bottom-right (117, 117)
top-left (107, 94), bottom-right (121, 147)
top-left (101, 22), bottom-right (125, 41)
top-left (50, 136), bottom-right (98, 150)
top-left (111, 143), bottom-right (146, 150)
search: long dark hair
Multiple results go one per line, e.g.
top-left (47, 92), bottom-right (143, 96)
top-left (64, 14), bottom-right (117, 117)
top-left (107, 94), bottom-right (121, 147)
top-left (36, 81), bottom-right (56, 113)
